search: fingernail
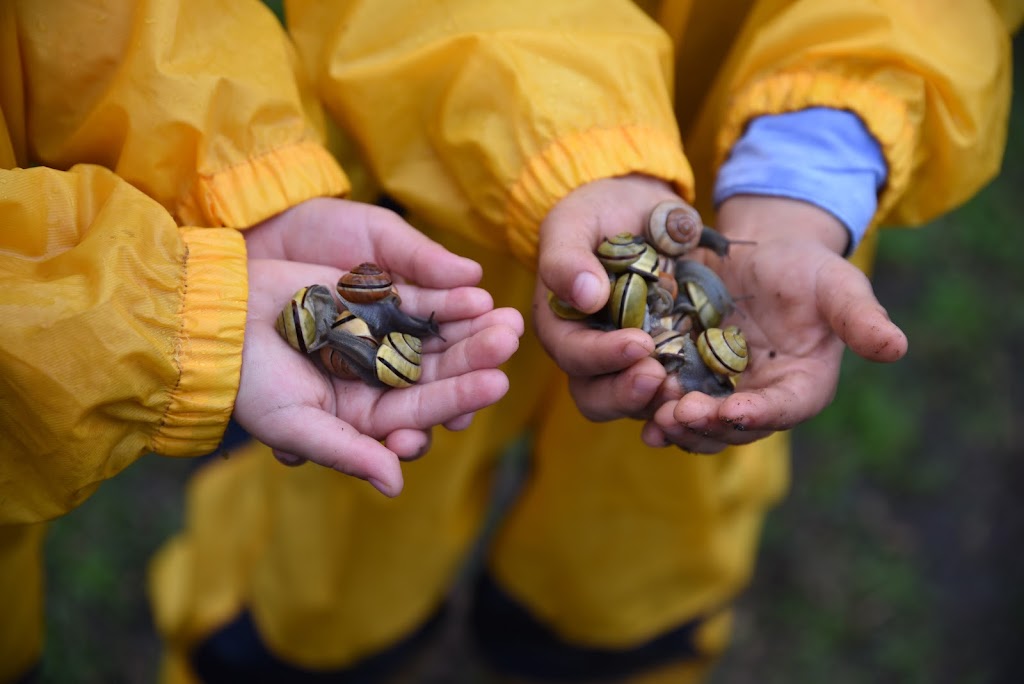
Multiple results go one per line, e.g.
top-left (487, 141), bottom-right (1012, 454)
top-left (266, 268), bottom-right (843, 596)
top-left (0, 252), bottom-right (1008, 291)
top-left (624, 340), bottom-right (652, 362)
top-left (632, 373), bottom-right (662, 397)
top-left (572, 272), bottom-right (603, 312)
top-left (368, 477), bottom-right (394, 497)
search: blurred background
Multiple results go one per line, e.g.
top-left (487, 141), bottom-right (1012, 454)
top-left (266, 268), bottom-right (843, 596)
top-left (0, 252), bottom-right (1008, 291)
top-left (36, 26), bottom-right (1023, 684)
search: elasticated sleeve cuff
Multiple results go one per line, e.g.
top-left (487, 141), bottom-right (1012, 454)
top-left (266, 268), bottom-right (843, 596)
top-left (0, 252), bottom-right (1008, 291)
top-left (151, 226), bottom-right (248, 457)
top-left (505, 125), bottom-right (695, 265)
top-left (177, 141), bottom-right (350, 229)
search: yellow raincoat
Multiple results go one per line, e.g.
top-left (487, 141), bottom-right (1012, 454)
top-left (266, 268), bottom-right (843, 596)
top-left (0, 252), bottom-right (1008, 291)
top-left (0, 0), bottom-right (346, 678)
top-left (1, 0), bottom-right (1017, 681)
top-left (146, 2), bottom-right (1020, 683)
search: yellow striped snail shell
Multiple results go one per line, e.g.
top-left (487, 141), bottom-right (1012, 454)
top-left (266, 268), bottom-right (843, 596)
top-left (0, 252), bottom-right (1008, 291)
top-left (596, 233), bottom-right (648, 273)
top-left (625, 243), bottom-right (661, 281)
top-left (674, 259), bottom-right (735, 330)
top-left (608, 271), bottom-right (648, 330)
top-left (375, 332), bottom-right (423, 388)
top-left (329, 308), bottom-right (375, 342)
top-left (275, 284), bottom-right (338, 354)
top-left (696, 326), bottom-right (748, 377)
top-left (548, 291), bottom-right (590, 320)
top-left (652, 329), bottom-right (687, 372)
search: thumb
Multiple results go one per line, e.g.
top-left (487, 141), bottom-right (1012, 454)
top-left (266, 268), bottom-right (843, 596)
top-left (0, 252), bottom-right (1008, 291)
top-left (820, 263), bottom-right (908, 363)
top-left (537, 206), bottom-right (611, 315)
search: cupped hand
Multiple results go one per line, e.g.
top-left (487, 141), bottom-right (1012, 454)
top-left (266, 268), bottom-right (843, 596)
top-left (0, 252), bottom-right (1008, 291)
top-left (233, 198), bottom-right (524, 496)
top-left (533, 175), bottom-right (685, 420)
top-left (643, 195), bottom-right (908, 452)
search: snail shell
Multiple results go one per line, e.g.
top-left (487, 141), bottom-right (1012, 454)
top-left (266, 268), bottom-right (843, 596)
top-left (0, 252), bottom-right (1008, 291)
top-left (375, 332), bottom-right (423, 388)
top-left (275, 284), bottom-right (338, 354)
top-left (320, 328), bottom-right (382, 386)
top-left (697, 326), bottom-right (748, 377)
top-left (626, 243), bottom-right (661, 282)
top-left (336, 262), bottom-right (395, 303)
top-left (675, 335), bottom-right (735, 397)
top-left (329, 309), bottom-right (376, 342)
top-left (596, 233), bottom-right (648, 273)
top-left (646, 280), bottom-right (676, 319)
top-left (674, 259), bottom-right (735, 330)
top-left (652, 329), bottom-right (687, 372)
top-left (647, 201), bottom-right (703, 257)
top-left (608, 271), bottom-right (648, 329)
top-left (548, 291), bottom-right (589, 320)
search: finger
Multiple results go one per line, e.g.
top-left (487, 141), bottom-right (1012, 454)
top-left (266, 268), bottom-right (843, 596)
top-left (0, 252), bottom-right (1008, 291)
top-left (277, 199), bottom-right (484, 288)
top-left (819, 265), bottom-right (908, 363)
top-left (262, 403), bottom-right (404, 496)
top-left (651, 402), bottom-right (773, 453)
top-left (271, 450), bottom-right (308, 467)
top-left (567, 357), bottom-right (667, 422)
top-left (539, 320), bottom-right (655, 377)
top-left (370, 369), bottom-right (511, 435)
top-left (384, 428), bottom-right (433, 462)
top-left (423, 307), bottom-right (526, 353)
top-left (444, 412), bottom-right (475, 432)
top-left (393, 285), bottom-right (496, 323)
top-left (422, 325), bottom-right (521, 382)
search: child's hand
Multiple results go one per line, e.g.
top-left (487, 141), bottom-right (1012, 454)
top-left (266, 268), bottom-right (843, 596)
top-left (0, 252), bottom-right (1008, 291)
top-left (644, 195), bottom-right (908, 452)
top-left (233, 198), bottom-right (524, 496)
top-left (532, 175), bottom-right (684, 421)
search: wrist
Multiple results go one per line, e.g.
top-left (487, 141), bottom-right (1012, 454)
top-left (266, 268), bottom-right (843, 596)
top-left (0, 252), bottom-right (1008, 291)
top-left (716, 195), bottom-right (849, 255)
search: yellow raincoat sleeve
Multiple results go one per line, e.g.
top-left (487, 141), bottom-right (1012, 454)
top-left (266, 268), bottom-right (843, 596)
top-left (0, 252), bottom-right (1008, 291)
top-left (9, 0), bottom-right (348, 228)
top-left (285, 0), bottom-right (694, 266)
top-left (0, 165), bottom-right (247, 525)
top-left (707, 0), bottom-right (1016, 228)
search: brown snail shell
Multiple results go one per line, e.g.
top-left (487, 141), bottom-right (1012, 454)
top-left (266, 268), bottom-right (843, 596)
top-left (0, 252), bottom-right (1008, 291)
top-left (696, 326), bottom-right (748, 377)
top-left (647, 201), bottom-right (703, 257)
top-left (320, 328), bottom-right (382, 386)
top-left (336, 262), bottom-right (395, 304)
top-left (596, 233), bottom-right (648, 273)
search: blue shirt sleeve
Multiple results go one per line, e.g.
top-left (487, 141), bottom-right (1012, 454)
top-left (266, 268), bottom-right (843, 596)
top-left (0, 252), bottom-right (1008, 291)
top-left (713, 107), bottom-right (888, 255)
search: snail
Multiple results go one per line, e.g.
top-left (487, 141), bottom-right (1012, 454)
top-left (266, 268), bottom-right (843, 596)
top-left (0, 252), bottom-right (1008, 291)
top-left (672, 334), bottom-right (738, 397)
top-left (673, 259), bottom-right (735, 330)
top-left (320, 329), bottom-right (382, 386)
top-left (319, 329), bottom-right (423, 389)
top-left (275, 284), bottom-right (338, 354)
top-left (336, 263), bottom-right (441, 340)
top-left (596, 233), bottom-right (648, 273)
top-left (696, 325), bottom-right (748, 377)
top-left (608, 271), bottom-right (649, 330)
top-left (374, 332), bottom-right (423, 388)
top-left (647, 200), bottom-right (755, 257)
top-left (328, 308), bottom-right (376, 342)
top-left (334, 262), bottom-right (397, 303)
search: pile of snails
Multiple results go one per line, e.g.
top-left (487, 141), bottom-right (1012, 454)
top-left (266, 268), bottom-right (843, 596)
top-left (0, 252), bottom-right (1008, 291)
top-left (276, 263), bottom-right (440, 388)
top-left (549, 201), bottom-right (751, 397)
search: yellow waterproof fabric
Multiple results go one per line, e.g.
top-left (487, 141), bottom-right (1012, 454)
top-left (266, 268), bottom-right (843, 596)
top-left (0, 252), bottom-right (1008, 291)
top-left (0, 0), bottom-right (347, 675)
top-left (148, 0), bottom-right (1017, 679)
